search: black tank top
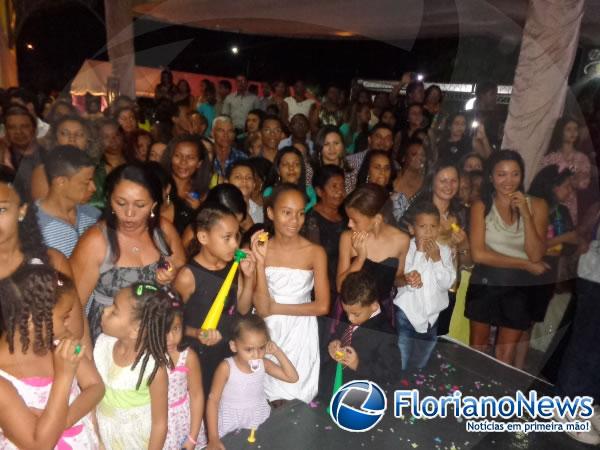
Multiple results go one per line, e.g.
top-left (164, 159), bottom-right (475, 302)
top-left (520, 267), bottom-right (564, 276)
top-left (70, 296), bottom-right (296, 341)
top-left (183, 259), bottom-right (239, 331)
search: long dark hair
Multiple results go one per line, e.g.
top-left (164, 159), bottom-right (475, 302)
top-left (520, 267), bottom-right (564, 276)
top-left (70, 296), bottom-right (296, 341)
top-left (528, 165), bottom-right (573, 208)
top-left (0, 264), bottom-right (59, 354)
top-left (409, 160), bottom-right (465, 227)
top-left (101, 163), bottom-right (167, 263)
top-left (356, 150), bottom-right (396, 191)
top-left (264, 146), bottom-right (307, 193)
top-left (311, 125), bottom-right (351, 173)
top-left (129, 283), bottom-right (173, 389)
top-left (481, 149), bottom-right (526, 216)
top-left (162, 134), bottom-right (212, 198)
top-left (546, 116), bottom-right (580, 155)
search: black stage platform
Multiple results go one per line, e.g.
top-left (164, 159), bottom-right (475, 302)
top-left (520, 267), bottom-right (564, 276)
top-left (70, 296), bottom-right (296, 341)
top-left (222, 337), bottom-right (589, 450)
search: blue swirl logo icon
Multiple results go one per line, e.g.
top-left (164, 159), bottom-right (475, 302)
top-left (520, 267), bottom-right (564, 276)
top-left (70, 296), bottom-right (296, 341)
top-left (329, 380), bottom-right (387, 432)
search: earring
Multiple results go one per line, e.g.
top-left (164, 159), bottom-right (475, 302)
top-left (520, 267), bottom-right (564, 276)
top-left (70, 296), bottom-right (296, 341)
top-left (366, 175), bottom-right (370, 183)
top-left (150, 210), bottom-right (155, 218)
top-left (18, 215), bottom-right (24, 222)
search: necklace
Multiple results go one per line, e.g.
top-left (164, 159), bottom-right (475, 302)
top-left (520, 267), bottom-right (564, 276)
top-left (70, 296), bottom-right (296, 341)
top-left (131, 246), bottom-right (140, 253)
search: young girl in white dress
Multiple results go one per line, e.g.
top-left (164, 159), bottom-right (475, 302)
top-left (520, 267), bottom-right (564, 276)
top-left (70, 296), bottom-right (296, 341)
top-left (205, 315), bottom-right (298, 450)
top-left (164, 296), bottom-right (207, 449)
top-left (252, 183), bottom-right (330, 404)
top-left (0, 265), bottom-right (102, 449)
top-left (94, 283), bottom-right (172, 450)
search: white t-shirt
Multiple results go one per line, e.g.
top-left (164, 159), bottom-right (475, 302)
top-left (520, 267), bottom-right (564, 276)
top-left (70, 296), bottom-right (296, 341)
top-left (285, 96), bottom-right (315, 119)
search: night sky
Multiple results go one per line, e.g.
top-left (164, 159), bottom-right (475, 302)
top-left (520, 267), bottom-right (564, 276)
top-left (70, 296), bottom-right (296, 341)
top-left (15, 1), bottom-right (521, 96)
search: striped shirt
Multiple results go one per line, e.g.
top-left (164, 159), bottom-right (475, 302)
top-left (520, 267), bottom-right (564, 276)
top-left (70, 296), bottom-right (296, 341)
top-left (36, 201), bottom-right (101, 257)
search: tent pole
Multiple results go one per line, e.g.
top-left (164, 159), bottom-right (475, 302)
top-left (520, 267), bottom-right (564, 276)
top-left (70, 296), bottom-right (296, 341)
top-left (103, 0), bottom-right (135, 99)
top-left (0, 0), bottom-right (18, 88)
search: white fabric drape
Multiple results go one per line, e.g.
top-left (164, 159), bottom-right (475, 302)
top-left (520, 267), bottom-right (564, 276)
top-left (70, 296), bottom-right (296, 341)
top-left (502, 0), bottom-right (585, 186)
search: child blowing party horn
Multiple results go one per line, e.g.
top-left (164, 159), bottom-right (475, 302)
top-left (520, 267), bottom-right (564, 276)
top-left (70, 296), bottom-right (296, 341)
top-left (201, 249), bottom-right (248, 330)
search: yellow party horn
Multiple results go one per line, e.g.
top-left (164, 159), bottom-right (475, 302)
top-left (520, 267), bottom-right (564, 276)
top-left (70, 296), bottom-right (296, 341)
top-left (200, 250), bottom-right (247, 330)
top-left (247, 428), bottom-right (256, 444)
top-left (450, 223), bottom-right (461, 233)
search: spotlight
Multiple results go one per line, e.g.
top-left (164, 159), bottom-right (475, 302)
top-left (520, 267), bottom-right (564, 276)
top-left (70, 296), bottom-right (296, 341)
top-left (231, 46), bottom-right (239, 55)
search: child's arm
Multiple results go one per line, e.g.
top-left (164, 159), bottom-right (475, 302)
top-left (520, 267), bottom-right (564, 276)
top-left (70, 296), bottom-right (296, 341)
top-left (268, 245), bottom-right (330, 317)
top-left (175, 268), bottom-right (223, 346)
top-left (547, 230), bottom-right (579, 247)
top-left (206, 361), bottom-right (229, 450)
top-left (237, 249), bottom-right (257, 315)
top-left (148, 367), bottom-right (168, 450)
top-left (174, 266), bottom-right (196, 303)
top-left (250, 231), bottom-right (272, 317)
top-left (0, 339), bottom-right (82, 450)
top-left (185, 350), bottom-right (205, 450)
top-left (431, 245), bottom-right (457, 291)
top-left (66, 356), bottom-right (105, 428)
top-left (263, 341), bottom-right (299, 383)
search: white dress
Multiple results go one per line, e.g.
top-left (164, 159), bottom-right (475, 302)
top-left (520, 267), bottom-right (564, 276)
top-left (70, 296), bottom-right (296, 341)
top-left (263, 267), bottom-right (319, 403)
top-left (0, 369), bottom-right (99, 449)
top-left (94, 333), bottom-right (156, 450)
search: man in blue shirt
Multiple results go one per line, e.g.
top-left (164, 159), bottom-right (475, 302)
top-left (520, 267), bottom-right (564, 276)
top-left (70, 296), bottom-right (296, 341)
top-left (212, 115), bottom-right (247, 183)
top-left (36, 145), bottom-right (100, 257)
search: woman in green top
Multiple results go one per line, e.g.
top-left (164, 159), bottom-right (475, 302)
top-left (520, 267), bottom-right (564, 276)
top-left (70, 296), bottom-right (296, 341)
top-left (339, 103), bottom-right (371, 154)
top-left (263, 146), bottom-right (317, 212)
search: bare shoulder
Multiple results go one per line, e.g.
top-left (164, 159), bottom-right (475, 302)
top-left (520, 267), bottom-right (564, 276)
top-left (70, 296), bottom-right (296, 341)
top-left (339, 229), bottom-right (352, 243)
top-left (77, 223), bottom-right (107, 249)
top-left (185, 348), bottom-right (200, 368)
top-left (530, 196), bottom-right (548, 214)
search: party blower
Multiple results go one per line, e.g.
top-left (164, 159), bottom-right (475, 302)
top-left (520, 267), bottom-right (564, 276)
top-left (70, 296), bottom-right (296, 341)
top-left (326, 352), bottom-right (345, 414)
top-left (200, 249), bottom-right (247, 330)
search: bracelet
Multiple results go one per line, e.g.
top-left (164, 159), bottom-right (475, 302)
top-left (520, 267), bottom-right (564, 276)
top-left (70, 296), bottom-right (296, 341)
top-left (187, 434), bottom-right (198, 445)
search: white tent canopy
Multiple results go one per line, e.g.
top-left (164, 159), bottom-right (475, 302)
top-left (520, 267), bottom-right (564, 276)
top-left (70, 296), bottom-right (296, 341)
top-left (70, 59), bottom-right (262, 98)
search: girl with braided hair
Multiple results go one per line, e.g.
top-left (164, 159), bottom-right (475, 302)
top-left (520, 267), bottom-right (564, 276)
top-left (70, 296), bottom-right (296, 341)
top-left (0, 264), bottom-right (102, 449)
top-left (93, 282), bottom-right (172, 450)
top-left (0, 164), bottom-right (87, 342)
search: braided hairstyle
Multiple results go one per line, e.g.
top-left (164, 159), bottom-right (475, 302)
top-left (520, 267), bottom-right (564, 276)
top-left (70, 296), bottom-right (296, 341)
top-left (129, 283), bottom-right (174, 389)
top-left (0, 264), bottom-right (59, 355)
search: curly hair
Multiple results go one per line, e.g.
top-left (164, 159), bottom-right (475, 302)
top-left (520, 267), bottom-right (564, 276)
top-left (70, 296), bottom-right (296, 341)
top-left (44, 115), bottom-right (101, 162)
top-left (0, 264), bottom-right (59, 355)
top-left (129, 283), bottom-right (174, 389)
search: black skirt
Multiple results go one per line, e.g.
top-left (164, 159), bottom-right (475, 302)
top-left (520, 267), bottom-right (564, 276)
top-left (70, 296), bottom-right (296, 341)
top-left (465, 264), bottom-right (548, 331)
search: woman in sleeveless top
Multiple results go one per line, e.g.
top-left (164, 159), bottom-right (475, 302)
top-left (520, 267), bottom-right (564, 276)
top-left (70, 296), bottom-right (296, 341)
top-left (71, 164), bottom-right (185, 341)
top-left (466, 150), bottom-right (548, 366)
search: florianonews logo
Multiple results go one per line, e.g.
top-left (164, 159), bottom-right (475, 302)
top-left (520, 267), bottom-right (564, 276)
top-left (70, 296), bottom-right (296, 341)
top-left (329, 380), bottom-right (387, 432)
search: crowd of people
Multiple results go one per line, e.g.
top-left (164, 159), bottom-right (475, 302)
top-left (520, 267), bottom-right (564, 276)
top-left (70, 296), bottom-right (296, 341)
top-left (0, 67), bottom-right (599, 448)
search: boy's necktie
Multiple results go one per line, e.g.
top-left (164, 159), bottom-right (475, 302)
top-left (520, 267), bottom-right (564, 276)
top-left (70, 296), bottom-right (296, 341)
top-left (341, 323), bottom-right (357, 347)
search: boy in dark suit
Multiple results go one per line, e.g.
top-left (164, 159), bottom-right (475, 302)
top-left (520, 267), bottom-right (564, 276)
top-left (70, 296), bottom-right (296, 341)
top-left (322, 270), bottom-right (402, 393)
